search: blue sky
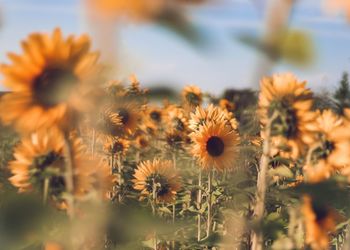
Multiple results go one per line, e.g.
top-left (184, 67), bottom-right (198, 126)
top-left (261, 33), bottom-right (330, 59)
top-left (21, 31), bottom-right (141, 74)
top-left (0, 0), bottom-right (350, 94)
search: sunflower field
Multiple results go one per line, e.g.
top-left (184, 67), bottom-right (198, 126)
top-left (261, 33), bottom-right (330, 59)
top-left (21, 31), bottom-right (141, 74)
top-left (1, 1), bottom-right (350, 250)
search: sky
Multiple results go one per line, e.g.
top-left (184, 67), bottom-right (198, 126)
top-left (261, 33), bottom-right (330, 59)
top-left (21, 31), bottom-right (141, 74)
top-left (0, 0), bottom-right (350, 94)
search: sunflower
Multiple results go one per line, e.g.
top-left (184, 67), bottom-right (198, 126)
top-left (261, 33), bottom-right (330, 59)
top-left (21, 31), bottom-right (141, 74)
top-left (103, 137), bottom-right (130, 156)
top-left (90, 108), bottom-right (122, 139)
top-left (44, 242), bottom-right (64, 250)
top-left (304, 110), bottom-right (348, 182)
top-left (111, 102), bottom-right (140, 134)
top-left (134, 134), bottom-right (149, 149)
top-left (133, 159), bottom-right (181, 203)
top-left (165, 105), bottom-right (189, 132)
top-left (189, 104), bottom-right (224, 131)
top-left (219, 99), bottom-right (235, 113)
top-left (0, 28), bottom-right (99, 133)
top-left (258, 73), bottom-right (316, 159)
top-left (8, 128), bottom-right (95, 201)
top-left (325, 0), bottom-right (350, 21)
top-left (182, 85), bottom-right (203, 108)
top-left (87, 0), bottom-right (166, 21)
top-left (189, 104), bottom-right (238, 132)
top-left (190, 121), bottom-right (240, 171)
top-left (91, 157), bottom-right (116, 200)
top-left (302, 195), bottom-right (338, 250)
top-left (165, 130), bottom-right (186, 150)
top-left (145, 105), bottom-right (164, 126)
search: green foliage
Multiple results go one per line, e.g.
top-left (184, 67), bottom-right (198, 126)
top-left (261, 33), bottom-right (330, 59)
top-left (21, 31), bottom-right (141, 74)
top-left (334, 72), bottom-right (350, 113)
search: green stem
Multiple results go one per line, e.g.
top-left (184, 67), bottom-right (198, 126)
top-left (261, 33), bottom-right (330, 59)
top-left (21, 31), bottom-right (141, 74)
top-left (251, 112), bottom-right (277, 250)
top-left (206, 170), bottom-right (212, 238)
top-left (63, 133), bottom-right (75, 219)
top-left (43, 177), bottom-right (49, 205)
top-left (197, 169), bottom-right (202, 242)
top-left (117, 155), bottom-right (122, 203)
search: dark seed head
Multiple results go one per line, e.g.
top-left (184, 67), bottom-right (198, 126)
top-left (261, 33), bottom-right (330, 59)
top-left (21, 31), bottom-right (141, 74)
top-left (33, 67), bottom-right (78, 108)
top-left (206, 136), bottom-right (225, 157)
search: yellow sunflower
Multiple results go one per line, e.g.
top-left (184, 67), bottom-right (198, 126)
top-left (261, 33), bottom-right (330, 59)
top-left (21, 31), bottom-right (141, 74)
top-left (111, 102), bottom-right (141, 134)
top-left (259, 73), bottom-right (316, 159)
top-left (93, 108), bottom-right (122, 138)
top-left (133, 159), bottom-right (181, 203)
top-left (87, 0), bottom-right (166, 21)
top-left (302, 195), bottom-right (338, 250)
top-left (304, 110), bottom-right (348, 182)
top-left (8, 128), bottom-right (94, 200)
top-left (182, 85), bottom-right (203, 108)
top-left (0, 28), bottom-right (99, 133)
top-left (103, 137), bottom-right (130, 156)
top-left (91, 157), bottom-right (116, 200)
top-left (189, 104), bottom-right (238, 131)
top-left (219, 99), bottom-right (235, 113)
top-left (190, 121), bottom-right (240, 171)
top-left (189, 104), bottom-right (224, 131)
top-left (145, 105), bottom-right (164, 126)
top-left (165, 105), bottom-right (189, 132)
top-left (134, 134), bottom-right (149, 149)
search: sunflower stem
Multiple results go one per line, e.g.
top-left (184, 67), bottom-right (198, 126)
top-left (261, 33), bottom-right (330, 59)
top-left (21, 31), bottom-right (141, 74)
top-left (117, 154), bottom-right (122, 203)
top-left (197, 168), bottom-right (202, 241)
top-left (251, 112), bottom-right (277, 250)
top-left (151, 179), bottom-right (158, 249)
top-left (206, 170), bottom-right (212, 238)
top-left (63, 133), bottom-right (75, 219)
top-left (43, 177), bottom-right (49, 205)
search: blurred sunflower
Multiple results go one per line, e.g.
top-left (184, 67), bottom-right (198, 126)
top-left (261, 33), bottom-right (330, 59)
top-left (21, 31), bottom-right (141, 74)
top-left (93, 108), bottom-right (122, 138)
top-left (302, 195), bottom-right (338, 250)
top-left (190, 122), bottom-right (240, 171)
top-left (325, 0), bottom-right (350, 21)
top-left (91, 157), bottom-right (116, 199)
top-left (87, 0), bottom-right (166, 21)
top-left (112, 102), bottom-right (140, 134)
top-left (8, 129), bottom-right (94, 200)
top-left (134, 134), bottom-right (149, 149)
top-left (304, 110), bottom-right (347, 182)
top-left (259, 73), bottom-right (316, 159)
top-left (182, 85), bottom-right (203, 108)
top-left (145, 105), bottom-right (164, 126)
top-left (165, 130), bottom-right (186, 150)
top-left (166, 105), bottom-right (189, 132)
top-left (219, 99), bottom-right (235, 113)
top-left (0, 28), bottom-right (99, 133)
top-left (133, 159), bottom-right (181, 203)
top-left (44, 242), bottom-right (64, 250)
top-left (103, 137), bottom-right (130, 156)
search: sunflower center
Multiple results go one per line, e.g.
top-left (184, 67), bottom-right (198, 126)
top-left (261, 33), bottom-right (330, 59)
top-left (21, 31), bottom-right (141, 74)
top-left (111, 141), bottom-right (124, 154)
top-left (33, 67), bottom-right (78, 108)
top-left (117, 108), bottom-right (130, 125)
top-left (269, 99), bottom-right (298, 138)
top-left (146, 174), bottom-right (171, 197)
top-left (186, 92), bottom-right (201, 106)
top-left (32, 151), bottom-right (64, 171)
top-left (150, 111), bottom-right (161, 122)
top-left (206, 136), bottom-right (225, 157)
